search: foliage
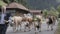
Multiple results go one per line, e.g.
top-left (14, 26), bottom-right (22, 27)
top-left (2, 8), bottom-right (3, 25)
top-left (57, 5), bottom-right (60, 13)
top-left (0, 0), bottom-right (7, 6)
top-left (57, 5), bottom-right (60, 18)
top-left (43, 7), bottom-right (59, 18)
top-left (43, 9), bottom-right (48, 18)
top-left (2, 0), bottom-right (10, 4)
top-left (48, 7), bottom-right (59, 18)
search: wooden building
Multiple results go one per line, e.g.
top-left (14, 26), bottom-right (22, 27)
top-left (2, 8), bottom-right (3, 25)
top-left (29, 10), bottom-right (42, 15)
top-left (6, 2), bottom-right (30, 16)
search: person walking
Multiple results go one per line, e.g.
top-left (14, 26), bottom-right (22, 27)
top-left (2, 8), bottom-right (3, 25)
top-left (0, 6), bottom-right (11, 34)
top-left (0, 6), bottom-right (6, 34)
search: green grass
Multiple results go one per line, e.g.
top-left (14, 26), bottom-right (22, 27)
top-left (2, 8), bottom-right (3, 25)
top-left (55, 19), bottom-right (60, 34)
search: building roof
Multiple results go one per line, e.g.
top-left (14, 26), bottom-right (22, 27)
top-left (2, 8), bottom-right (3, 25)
top-left (29, 10), bottom-right (42, 14)
top-left (6, 2), bottom-right (28, 11)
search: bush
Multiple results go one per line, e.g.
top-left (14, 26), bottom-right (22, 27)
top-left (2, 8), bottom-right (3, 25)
top-left (43, 9), bottom-right (48, 18)
top-left (43, 7), bottom-right (59, 18)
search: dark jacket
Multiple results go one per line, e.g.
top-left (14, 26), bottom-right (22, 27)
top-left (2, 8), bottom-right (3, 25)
top-left (4, 13), bottom-right (11, 25)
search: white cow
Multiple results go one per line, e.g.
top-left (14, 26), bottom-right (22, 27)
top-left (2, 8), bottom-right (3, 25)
top-left (10, 16), bottom-right (23, 32)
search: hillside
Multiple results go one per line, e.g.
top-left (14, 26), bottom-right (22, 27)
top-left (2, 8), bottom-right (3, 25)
top-left (26, 0), bottom-right (60, 10)
top-left (1, 0), bottom-right (60, 10)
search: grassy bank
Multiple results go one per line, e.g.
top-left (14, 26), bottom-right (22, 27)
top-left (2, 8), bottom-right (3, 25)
top-left (55, 19), bottom-right (60, 34)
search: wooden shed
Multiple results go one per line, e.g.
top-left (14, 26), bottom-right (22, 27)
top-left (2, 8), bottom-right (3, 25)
top-left (29, 10), bottom-right (42, 15)
top-left (6, 2), bottom-right (30, 15)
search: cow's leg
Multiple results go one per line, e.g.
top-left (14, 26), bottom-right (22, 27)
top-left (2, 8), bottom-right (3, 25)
top-left (24, 25), bottom-right (27, 32)
top-left (34, 26), bottom-right (36, 31)
top-left (16, 22), bottom-right (21, 31)
top-left (47, 24), bottom-right (49, 31)
top-left (36, 25), bottom-right (41, 32)
top-left (39, 22), bottom-right (41, 32)
top-left (34, 22), bottom-right (38, 34)
top-left (27, 21), bottom-right (30, 31)
top-left (27, 25), bottom-right (30, 31)
top-left (19, 24), bottom-right (22, 31)
top-left (28, 22), bottom-right (31, 31)
top-left (34, 22), bottom-right (37, 31)
top-left (15, 21), bottom-right (19, 32)
top-left (13, 24), bottom-right (17, 32)
top-left (53, 20), bottom-right (56, 25)
top-left (24, 26), bottom-right (26, 32)
top-left (39, 25), bottom-right (41, 32)
top-left (51, 24), bottom-right (53, 31)
top-left (34, 22), bottom-right (36, 31)
top-left (13, 21), bottom-right (18, 32)
top-left (34, 26), bottom-right (39, 34)
top-left (12, 21), bottom-right (17, 32)
top-left (24, 24), bottom-right (30, 32)
top-left (34, 25), bottom-right (38, 34)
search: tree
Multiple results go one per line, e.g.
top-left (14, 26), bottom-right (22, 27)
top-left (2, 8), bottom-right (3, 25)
top-left (43, 7), bottom-right (59, 18)
top-left (48, 7), bottom-right (59, 18)
top-left (2, 0), bottom-right (10, 4)
top-left (43, 9), bottom-right (48, 18)
top-left (57, 5), bottom-right (60, 13)
top-left (57, 5), bottom-right (60, 18)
